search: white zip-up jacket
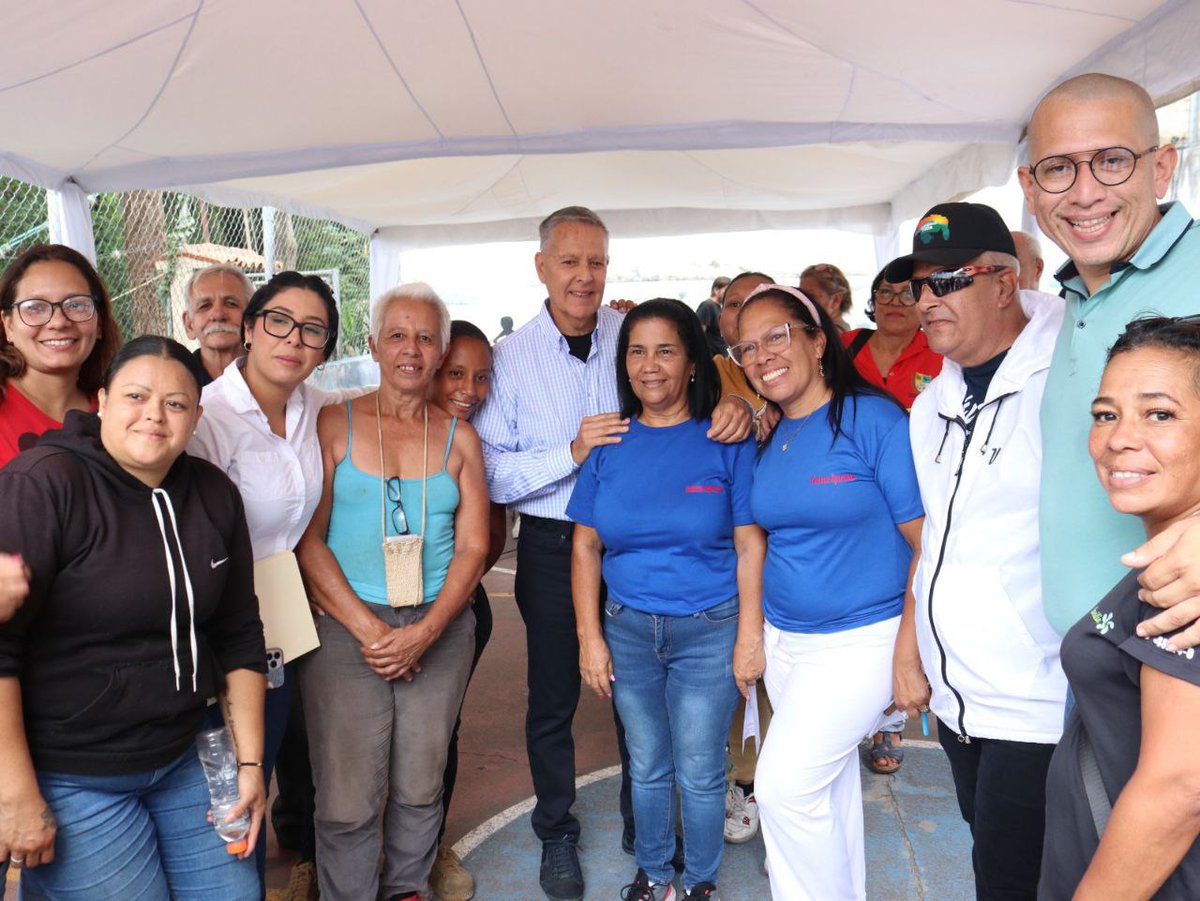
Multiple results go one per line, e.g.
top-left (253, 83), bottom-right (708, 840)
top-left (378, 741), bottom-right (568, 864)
top-left (910, 290), bottom-right (1066, 744)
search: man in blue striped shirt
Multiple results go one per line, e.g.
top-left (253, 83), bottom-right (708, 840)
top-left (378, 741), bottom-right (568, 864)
top-left (474, 206), bottom-right (752, 901)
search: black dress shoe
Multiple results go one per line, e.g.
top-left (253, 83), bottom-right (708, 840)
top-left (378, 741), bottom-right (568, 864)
top-left (540, 836), bottom-right (584, 901)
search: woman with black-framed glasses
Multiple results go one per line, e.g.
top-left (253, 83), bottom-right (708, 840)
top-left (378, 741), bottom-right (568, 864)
top-left (187, 269), bottom-right (348, 898)
top-left (841, 267), bottom-right (943, 415)
top-left (295, 283), bottom-right (488, 901)
top-left (0, 244), bottom-right (122, 468)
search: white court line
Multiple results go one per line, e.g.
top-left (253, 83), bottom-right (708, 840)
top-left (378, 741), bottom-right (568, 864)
top-left (492, 566), bottom-right (517, 575)
top-left (453, 742), bottom-right (945, 859)
top-left (453, 765), bottom-right (621, 859)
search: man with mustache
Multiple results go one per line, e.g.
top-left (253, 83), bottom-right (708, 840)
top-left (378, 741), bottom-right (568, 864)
top-left (182, 264), bottom-right (253, 386)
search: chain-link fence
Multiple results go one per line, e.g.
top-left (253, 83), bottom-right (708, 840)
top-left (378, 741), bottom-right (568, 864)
top-left (0, 186), bottom-right (371, 357)
top-left (0, 178), bottom-right (50, 270)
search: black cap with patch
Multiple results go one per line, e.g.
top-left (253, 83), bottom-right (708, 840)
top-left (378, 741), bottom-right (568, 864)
top-left (885, 202), bottom-right (1017, 283)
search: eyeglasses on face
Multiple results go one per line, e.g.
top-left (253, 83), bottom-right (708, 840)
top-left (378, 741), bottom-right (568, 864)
top-left (874, 285), bottom-right (916, 306)
top-left (728, 322), bottom-right (814, 367)
top-left (386, 477), bottom-right (410, 535)
top-left (8, 295), bottom-right (98, 327)
top-left (1029, 145), bottom-right (1159, 194)
top-left (910, 265), bottom-right (1008, 300)
top-left (258, 308), bottom-right (331, 349)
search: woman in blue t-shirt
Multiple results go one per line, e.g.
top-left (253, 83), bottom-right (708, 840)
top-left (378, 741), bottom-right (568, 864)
top-left (730, 284), bottom-right (924, 900)
top-left (569, 299), bottom-right (765, 901)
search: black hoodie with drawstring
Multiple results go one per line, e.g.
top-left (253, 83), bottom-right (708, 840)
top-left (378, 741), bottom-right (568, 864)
top-left (0, 411), bottom-right (266, 776)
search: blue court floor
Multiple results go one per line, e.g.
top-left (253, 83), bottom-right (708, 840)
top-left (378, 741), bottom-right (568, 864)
top-left (456, 740), bottom-right (974, 900)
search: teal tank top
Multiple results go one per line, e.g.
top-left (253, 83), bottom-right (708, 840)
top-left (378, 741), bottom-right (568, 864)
top-left (326, 403), bottom-right (461, 606)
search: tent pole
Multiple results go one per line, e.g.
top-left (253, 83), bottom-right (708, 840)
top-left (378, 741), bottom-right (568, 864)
top-left (46, 180), bottom-right (97, 265)
top-left (262, 206), bottom-right (276, 275)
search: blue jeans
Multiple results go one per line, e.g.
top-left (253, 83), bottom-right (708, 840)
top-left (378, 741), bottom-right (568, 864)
top-left (21, 749), bottom-right (259, 900)
top-left (605, 594), bottom-right (741, 888)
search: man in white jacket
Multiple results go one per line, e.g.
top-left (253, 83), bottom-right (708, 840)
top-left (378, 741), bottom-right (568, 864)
top-left (886, 202), bottom-right (1065, 901)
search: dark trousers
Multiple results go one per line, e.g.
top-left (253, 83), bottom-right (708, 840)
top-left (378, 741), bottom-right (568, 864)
top-left (938, 720), bottom-right (1056, 901)
top-left (516, 515), bottom-right (633, 842)
top-left (272, 667), bottom-right (317, 862)
top-left (438, 582), bottom-right (496, 839)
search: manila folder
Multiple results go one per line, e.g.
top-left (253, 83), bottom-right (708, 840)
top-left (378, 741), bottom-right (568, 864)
top-left (254, 550), bottom-right (319, 663)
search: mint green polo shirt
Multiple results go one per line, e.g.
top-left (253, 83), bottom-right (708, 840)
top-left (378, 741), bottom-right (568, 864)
top-left (1040, 202), bottom-right (1200, 634)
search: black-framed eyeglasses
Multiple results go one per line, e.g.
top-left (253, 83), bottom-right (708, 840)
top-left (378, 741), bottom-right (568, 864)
top-left (385, 477), bottom-right (410, 535)
top-left (1029, 145), bottom-right (1159, 194)
top-left (874, 285), bottom-right (916, 306)
top-left (258, 308), bottom-right (331, 349)
top-left (728, 322), bottom-right (815, 368)
top-left (910, 265), bottom-right (1008, 300)
top-left (8, 295), bottom-right (98, 327)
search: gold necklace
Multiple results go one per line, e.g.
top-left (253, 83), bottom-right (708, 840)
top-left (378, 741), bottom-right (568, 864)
top-left (780, 411), bottom-right (816, 452)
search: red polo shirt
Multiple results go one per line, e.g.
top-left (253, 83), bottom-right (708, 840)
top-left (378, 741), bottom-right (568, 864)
top-left (842, 329), bottom-right (942, 411)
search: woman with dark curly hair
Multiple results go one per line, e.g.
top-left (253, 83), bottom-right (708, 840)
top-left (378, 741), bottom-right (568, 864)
top-left (842, 266), bottom-right (942, 412)
top-left (0, 244), bottom-right (122, 467)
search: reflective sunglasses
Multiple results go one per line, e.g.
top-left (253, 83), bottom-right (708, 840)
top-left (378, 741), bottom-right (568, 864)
top-left (1029, 145), bottom-right (1158, 194)
top-left (910, 265), bottom-right (1008, 300)
top-left (9, 295), bottom-right (97, 327)
top-left (259, 308), bottom-right (331, 349)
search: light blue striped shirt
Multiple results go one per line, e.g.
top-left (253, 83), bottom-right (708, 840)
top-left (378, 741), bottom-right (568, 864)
top-left (475, 301), bottom-right (622, 519)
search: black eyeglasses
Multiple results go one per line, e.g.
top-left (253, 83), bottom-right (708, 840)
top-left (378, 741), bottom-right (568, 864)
top-left (9, 295), bottom-right (98, 327)
top-left (910, 265), bottom-right (1008, 300)
top-left (1029, 145), bottom-right (1159, 194)
top-left (874, 285), bottom-right (916, 306)
top-left (258, 309), bottom-right (331, 349)
top-left (385, 477), bottom-right (410, 535)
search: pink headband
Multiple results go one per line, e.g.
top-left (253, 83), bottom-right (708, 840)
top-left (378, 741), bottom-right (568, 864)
top-left (744, 283), bottom-right (822, 327)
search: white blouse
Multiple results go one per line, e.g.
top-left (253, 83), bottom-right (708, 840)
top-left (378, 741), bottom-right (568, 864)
top-left (189, 359), bottom-right (336, 562)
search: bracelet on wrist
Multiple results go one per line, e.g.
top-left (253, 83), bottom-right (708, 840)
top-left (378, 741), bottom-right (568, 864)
top-left (237, 761), bottom-right (264, 769)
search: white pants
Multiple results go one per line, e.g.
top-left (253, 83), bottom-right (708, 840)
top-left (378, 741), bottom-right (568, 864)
top-left (757, 616), bottom-right (900, 901)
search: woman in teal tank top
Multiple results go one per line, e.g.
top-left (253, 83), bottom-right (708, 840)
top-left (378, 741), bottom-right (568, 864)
top-left (295, 285), bottom-right (489, 901)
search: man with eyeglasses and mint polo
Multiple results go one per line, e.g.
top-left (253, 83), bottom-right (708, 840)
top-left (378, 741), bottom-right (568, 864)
top-left (1017, 73), bottom-right (1200, 652)
top-left (885, 201), bottom-right (1066, 899)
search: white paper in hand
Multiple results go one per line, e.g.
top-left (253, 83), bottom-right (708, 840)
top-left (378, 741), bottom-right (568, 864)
top-left (741, 684), bottom-right (761, 753)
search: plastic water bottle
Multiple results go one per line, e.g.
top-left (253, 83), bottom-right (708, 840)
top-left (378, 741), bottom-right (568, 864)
top-left (195, 726), bottom-right (251, 854)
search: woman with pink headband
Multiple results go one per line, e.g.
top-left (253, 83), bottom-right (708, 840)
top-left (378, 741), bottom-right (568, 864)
top-left (729, 284), bottom-right (925, 899)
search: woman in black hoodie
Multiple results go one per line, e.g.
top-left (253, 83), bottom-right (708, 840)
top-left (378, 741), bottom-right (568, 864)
top-left (0, 336), bottom-right (266, 899)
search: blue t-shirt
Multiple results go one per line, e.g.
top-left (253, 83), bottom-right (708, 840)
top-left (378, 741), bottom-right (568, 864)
top-left (752, 394), bottom-right (922, 634)
top-left (566, 417), bottom-right (756, 616)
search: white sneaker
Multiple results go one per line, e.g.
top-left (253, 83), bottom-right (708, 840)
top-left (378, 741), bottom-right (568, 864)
top-left (723, 781), bottom-right (759, 843)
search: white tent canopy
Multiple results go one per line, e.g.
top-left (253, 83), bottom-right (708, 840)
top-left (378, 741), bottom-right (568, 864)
top-left (4, 0), bottom-right (1200, 254)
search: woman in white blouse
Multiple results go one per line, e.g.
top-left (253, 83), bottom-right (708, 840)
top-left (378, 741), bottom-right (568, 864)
top-left (188, 270), bottom-right (342, 897)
